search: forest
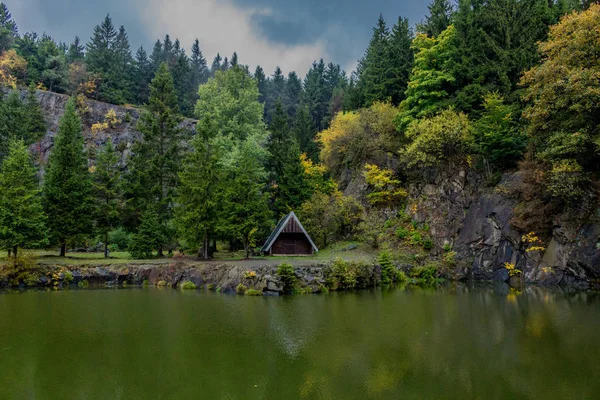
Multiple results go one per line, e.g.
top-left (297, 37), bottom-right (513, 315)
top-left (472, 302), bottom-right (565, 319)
top-left (0, 0), bottom-right (598, 263)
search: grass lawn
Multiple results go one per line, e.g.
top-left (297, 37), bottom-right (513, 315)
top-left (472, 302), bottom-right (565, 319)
top-left (0, 241), bottom-right (379, 267)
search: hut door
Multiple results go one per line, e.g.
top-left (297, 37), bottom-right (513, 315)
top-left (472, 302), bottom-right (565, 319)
top-left (284, 238), bottom-right (296, 254)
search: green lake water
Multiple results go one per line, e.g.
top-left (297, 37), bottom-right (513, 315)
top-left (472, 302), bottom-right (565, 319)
top-left (0, 285), bottom-right (599, 399)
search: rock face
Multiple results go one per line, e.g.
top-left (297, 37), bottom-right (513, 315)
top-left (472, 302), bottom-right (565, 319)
top-left (25, 89), bottom-right (196, 170)
top-left (405, 167), bottom-right (600, 286)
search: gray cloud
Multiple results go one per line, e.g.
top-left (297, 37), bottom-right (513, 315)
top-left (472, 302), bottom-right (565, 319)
top-left (5, 0), bottom-right (429, 76)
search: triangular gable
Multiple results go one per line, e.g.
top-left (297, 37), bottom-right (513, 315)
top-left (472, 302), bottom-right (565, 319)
top-left (260, 212), bottom-right (318, 253)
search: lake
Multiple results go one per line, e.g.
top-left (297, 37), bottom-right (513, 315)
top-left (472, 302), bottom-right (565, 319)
top-left (0, 285), bottom-right (599, 399)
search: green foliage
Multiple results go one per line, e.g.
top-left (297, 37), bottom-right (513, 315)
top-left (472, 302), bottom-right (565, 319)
top-left (521, 4), bottom-right (600, 200)
top-left (363, 164), bottom-right (407, 207)
top-left (403, 109), bottom-right (473, 168)
top-left (236, 283), bottom-right (248, 294)
top-left (299, 190), bottom-right (364, 249)
top-left (276, 263), bottom-right (296, 293)
top-left (92, 139), bottom-right (121, 256)
top-left (180, 281), bottom-right (197, 290)
top-left (124, 63), bottom-right (183, 255)
top-left (409, 264), bottom-right (439, 285)
top-left (108, 227), bottom-right (131, 251)
top-left (244, 288), bottom-right (263, 296)
top-left (423, 238), bottom-right (434, 251)
top-left (0, 139), bottom-right (48, 255)
top-left (43, 98), bottom-right (93, 255)
top-left (473, 93), bottom-right (526, 171)
top-left (326, 259), bottom-right (373, 291)
top-left (379, 251), bottom-right (406, 285)
top-left (418, 0), bottom-right (454, 37)
top-left (397, 25), bottom-right (457, 129)
top-left (0, 89), bottom-right (45, 159)
top-left (128, 208), bottom-right (164, 259)
top-left (396, 227), bottom-right (409, 239)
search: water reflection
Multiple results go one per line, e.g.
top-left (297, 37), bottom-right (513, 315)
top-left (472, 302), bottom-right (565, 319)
top-left (0, 285), bottom-right (599, 399)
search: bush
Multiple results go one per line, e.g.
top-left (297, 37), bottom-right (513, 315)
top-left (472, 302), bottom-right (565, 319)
top-left (276, 263), bottom-right (296, 293)
top-left (180, 281), bottom-right (197, 290)
top-left (156, 280), bottom-right (167, 287)
top-left (327, 258), bottom-right (357, 290)
top-left (396, 226), bottom-right (409, 240)
top-left (379, 251), bottom-right (406, 285)
top-left (236, 283), bottom-right (248, 294)
top-left (410, 265), bottom-right (438, 285)
top-left (109, 227), bottom-right (131, 251)
top-left (142, 279), bottom-right (150, 287)
top-left (409, 231), bottom-right (423, 246)
top-left (207, 283), bottom-right (215, 291)
top-left (244, 289), bottom-right (263, 296)
top-left (422, 239), bottom-right (434, 251)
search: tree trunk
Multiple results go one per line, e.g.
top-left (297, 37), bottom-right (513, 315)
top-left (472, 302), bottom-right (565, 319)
top-left (60, 241), bottom-right (66, 257)
top-left (12, 246), bottom-right (18, 259)
top-left (158, 246), bottom-right (164, 257)
top-left (7, 249), bottom-right (11, 258)
top-left (104, 232), bottom-right (109, 258)
top-left (244, 240), bottom-right (250, 259)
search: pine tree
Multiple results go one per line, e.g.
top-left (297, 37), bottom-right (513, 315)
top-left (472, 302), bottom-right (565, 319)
top-left (0, 139), bottom-right (48, 257)
top-left (418, 0), bottom-right (454, 37)
top-left (43, 98), bottom-right (93, 256)
top-left (357, 14), bottom-right (391, 106)
top-left (133, 46), bottom-right (152, 104)
top-left (66, 36), bottom-right (85, 63)
top-left (190, 39), bottom-right (208, 87)
top-left (230, 52), bottom-right (238, 67)
top-left (302, 60), bottom-right (329, 131)
top-left (211, 53), bottom-right (222, 76)
top-left (23, 83), bottom-right (47, 144)
top-left (128, 207), bottom-right (164, 259)
top-left (150, 40), bottom-right (164, 71)
top-left (221, 138), bottom-right (271, 258)
top-left (124, 63), bottom-right (183, 256)
top-left (0, 91), bottom-right (23, 160)
top-left (111, 25), bottom-right (134, 103)
top-left (0, 2), bottom-right (18, 52)
top-left (293, 104), bottom-right (319, 161)
top-left (388, 17), bottom-right (414, 105)
top-left (285, 71), bottom-right (303, 118)
top-left (92, 139), bottom-right (121, 258)
top-left (86, 15), bottom-right (117, 102)
top-left (175, 116), bottom-right (223, 259)
top-left (254, 65), bottom-right (267, 105)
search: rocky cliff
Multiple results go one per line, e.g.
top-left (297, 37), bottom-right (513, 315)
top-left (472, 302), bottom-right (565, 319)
top-left (407, 168), bottom-right (600, 287)
top-left (24, 89), bottom-right (196, 170)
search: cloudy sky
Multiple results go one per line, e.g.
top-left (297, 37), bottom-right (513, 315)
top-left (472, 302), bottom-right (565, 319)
top-left (6, 0), bottom-right (429, 76)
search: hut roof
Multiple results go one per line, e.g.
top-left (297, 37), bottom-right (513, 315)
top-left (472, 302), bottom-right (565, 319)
top-left (260, 211), bottom-right (318, 253)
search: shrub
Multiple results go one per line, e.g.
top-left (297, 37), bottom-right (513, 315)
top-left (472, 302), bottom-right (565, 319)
top-left (244, 289), bottom-right (263, 296)
top-left (327, 258), bottom-right (358, 290)
top-left (409, 231), bottom-right (423, 246)
top-left (156, 280), bottom-right (167, 287)
top-left (379, 251), bottom-right (405, 285)
top-left (180, 281), bottom-right (197, 290)
top-left (243, 270), bottom-right (257, 280)
top-left (109, 227), bottom-right (131, 251)
top-left (423, 239), bottom-right (434, 251)
top-left (236, 283), bottom-right (248, 294)
top-left (142, 279), bottom-right (150, 287)
top-left (207, 283), bottom-right (215, 291)
top-left (396, 227), bottom-right (410, 240)
top-left (276, 263), bottom-right (296, 293)
top-left (443, 243), bottom-right (452, 252)
top-left (409, 265), bottom-right (438, 285)
top-left (443, 251), bottom-right (457, 266)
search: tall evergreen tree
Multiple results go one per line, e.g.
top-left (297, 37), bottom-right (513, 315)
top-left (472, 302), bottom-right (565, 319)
top-left (23, 83), bottom-right (47, 144)
top-left (292, 105), bottom-right (319, 161)
top-left (254, 65), bottom-right (268, 105)
top-left (211, 53), bottom-right (222, 75)
top-left (418, 0), bottom-right (454, 37)
top-left (43, 98), bottom-right (93, 256)
top-left (285, 71), bottom-right (303, 118)
top-left (66, 36), bottom-right (85, 63)
top-left (388, 17), bottom-right (414, 105)
top-left (303, 60), bottom-right (329, 131)
top-left (112, 25), bottom-right (134, 102)
top-left (190, 39), bottom-right (208, 87)
top-left (92, 139), bottom-right (121, 258)
top-left (0, 139), bottom-right (48, 258)
top-left (357, 14), bottom-right (391, 106)
top-left (0, 91), bottom-right (26, 160)
top-left (85, 15), bottom-right (118, 102)
top-left (150, 39), bottom-right (164, 71)
top-left (124, 63), bottom-right (183, 256)
top-left (0, 2), bottom-right (18, 52)
top-left (133, 46), bottom-right (152, 104)
top-left (175, 116), bottom-right (223, 259)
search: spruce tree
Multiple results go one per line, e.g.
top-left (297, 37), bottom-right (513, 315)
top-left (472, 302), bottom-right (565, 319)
top-left (43, 98), bottom-right (93, 256)
top-left (418, 0), bottom-right (454, 37)
top-left (175, 116), bottom-right (223, 258)
top-left (0, 91), bottom-right (25, 160)
top-left (388, 17), bottom-right (414, 105)
top-left (0, 139), bottom-right (48, 257)
top-left (285, 71), bottom-right (303, 118)
top-left (86, 15), bottom-right (117, 102)
top-left (0, 2), bottom-right (18, 52)
top-left (189, 39), bottom-right (208, 91)
top-left (66, 36), bottom-right (85, 63)
top-left (92, 139), bottom-right (121, 258)
top-left (150, 40), bottom-right (164, 71)
top-left (254, 65), bottom-right (267, 105)
top-left (23, 83), bottom-right (47, 144)
top-left (211, 53), bottom-right (222, 76)
top-left (124, 63), bottom-right (183, 256)
top-left (133, 46), bottom-right (152, 104)
top-left (302, 60), bottom-right (329, 131)
top-left (357, 14), bottom-right (391, 106)
top-left (111, 25), bottom-right (134, 103)
top-left (293, 105), bottom-right (318, 161)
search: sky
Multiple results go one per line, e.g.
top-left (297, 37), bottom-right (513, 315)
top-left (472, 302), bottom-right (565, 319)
top-left (6, 0), bottom-right (430, 77)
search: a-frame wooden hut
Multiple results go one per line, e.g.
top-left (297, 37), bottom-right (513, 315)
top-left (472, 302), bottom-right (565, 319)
top-left (261, 212), bottom-right (318, 256)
